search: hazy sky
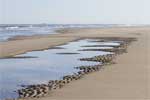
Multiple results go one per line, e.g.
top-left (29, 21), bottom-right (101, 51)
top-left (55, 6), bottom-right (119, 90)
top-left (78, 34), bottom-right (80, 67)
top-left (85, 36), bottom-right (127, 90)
top-left (0, 0), bottom-right (150, 24)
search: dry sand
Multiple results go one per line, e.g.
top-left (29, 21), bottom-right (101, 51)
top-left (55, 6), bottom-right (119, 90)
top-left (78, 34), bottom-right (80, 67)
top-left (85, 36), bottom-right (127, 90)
top-left (0, 26), bottom-right (150, 100)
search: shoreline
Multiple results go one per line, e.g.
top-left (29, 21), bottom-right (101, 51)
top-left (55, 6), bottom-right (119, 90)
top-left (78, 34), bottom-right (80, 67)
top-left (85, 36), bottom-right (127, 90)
top-left (0, 26), bottom-right (150, 100)
top-left (14, 37), bottom-right (133, 99)
top-left (26, 27), bottom-right (149, 100)
top-left (0, 26), bottom-right (148, 58)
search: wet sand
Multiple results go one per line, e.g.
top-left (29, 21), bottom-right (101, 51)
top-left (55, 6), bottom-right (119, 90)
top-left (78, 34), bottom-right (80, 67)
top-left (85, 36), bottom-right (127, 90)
top-left (0, 26), bottom-right (150, 100)
top-left (0, 26), bottom-right (149, 58)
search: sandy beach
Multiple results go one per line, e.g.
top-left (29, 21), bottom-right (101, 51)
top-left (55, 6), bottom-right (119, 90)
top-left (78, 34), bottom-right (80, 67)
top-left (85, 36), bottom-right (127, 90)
top-left (0, 27), bottom-right (150, 100)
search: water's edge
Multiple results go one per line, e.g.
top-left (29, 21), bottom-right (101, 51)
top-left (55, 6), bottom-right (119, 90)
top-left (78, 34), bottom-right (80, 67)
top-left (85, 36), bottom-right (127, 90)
top-left (0, 37), bottom-right (136, 100)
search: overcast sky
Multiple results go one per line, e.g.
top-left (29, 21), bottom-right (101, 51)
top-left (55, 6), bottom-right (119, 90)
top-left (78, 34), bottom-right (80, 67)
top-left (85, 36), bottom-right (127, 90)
top-left (0, 0), bottom-right (150, 24)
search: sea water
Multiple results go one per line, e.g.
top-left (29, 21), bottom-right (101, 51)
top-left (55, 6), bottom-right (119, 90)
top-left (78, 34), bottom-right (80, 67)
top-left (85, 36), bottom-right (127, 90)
top-left (0, 24), bottom-right (116, 42)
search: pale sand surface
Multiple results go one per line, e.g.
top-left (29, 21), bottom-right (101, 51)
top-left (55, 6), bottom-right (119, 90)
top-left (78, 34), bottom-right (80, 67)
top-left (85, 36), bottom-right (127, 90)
top-left (0, 27), bottom-right (150, 100)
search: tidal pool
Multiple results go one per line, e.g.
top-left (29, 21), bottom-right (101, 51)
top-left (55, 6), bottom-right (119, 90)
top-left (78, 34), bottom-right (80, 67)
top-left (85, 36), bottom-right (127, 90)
top-left (0, 39), bottom-right (120, 99)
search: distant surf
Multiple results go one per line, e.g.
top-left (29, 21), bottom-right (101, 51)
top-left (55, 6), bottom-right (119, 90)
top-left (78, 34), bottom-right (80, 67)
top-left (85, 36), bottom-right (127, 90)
top-left (0, 24), bottom-right (119, 42)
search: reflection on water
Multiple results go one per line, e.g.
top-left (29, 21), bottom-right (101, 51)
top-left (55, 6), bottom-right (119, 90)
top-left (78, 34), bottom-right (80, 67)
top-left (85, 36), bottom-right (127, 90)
top-left (0, 39), bottom-right (120, 99)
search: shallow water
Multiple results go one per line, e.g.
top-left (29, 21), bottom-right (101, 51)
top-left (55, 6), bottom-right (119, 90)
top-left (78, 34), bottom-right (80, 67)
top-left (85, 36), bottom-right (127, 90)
top-left (0, 39), bottom-right (120, 99)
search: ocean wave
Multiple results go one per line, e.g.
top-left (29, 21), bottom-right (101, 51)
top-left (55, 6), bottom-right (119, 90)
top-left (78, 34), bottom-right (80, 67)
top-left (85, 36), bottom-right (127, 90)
top-left (5, 26), bottom-right (20, 30)
top-left (0, 24), bottom-right (117, 42)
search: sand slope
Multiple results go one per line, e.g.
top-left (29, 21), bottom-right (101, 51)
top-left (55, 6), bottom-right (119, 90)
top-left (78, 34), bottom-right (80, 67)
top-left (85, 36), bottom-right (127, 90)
top-left (25, 28), bottom-right (150, 100)
top-left (0, 27), bottom-right (149, 58)
top-left (0, 27), bottom-right (150, 100)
